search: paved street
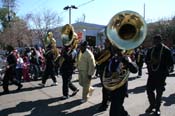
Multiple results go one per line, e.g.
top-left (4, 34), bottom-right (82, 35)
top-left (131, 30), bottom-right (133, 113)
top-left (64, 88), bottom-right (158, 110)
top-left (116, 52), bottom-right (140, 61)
top-left (0, 65), bottom-right (175, 116)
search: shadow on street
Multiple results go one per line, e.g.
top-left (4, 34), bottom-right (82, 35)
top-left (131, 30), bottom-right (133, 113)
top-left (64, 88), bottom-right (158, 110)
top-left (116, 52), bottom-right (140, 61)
top-left (162, 93), bottom-right (175, 106)
top-left (1, 96), bottom-right (102, 116)
top-left (128, 85), bottom-right (146, 94)
top-left (0, 84), bottom-right (51, 96)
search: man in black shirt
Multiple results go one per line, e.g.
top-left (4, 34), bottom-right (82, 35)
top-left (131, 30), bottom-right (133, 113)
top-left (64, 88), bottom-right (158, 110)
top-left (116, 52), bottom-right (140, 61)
top-left (2, 45), bottom-right (23, 94)
top-left (145, 34), bottom-right (174, 115)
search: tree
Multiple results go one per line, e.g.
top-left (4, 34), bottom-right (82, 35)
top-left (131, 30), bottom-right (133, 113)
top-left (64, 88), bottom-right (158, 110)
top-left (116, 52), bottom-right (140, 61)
top-left (24, 9), bottom-right (62, 47)
top-left (75, 13), bottom-right (86, 23)
top-left (0, 8), bottom-right (9, 30)
top-left (0, 0), bottom-right (17, 30)
top-left (0, 18), bottom-right (33, 48)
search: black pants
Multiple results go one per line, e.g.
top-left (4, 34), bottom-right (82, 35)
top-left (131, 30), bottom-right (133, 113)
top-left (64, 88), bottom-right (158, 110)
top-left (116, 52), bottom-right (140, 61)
top-left (16, 68), bottom-right (23, 81)
top-left (42, 73), bottom-right (57, 84)
top-left (3, 68), bottom-right (22, 92)
top-left (101, 87), bottom-right (111, 106)
top-left (42, 67), bottom-right (57, 84)
top-left (110, 83), bottom-right (128, 116)
top-left (136, 64), bottom-right (143, 76)
top-left (100, 75), bottom-right (111, 106)
top-left (61, 73), bottom-right (77, 96)
top-left (146, 78), bottom-right (165, 110)
top-left (31, 64), bottom-right (39, 80)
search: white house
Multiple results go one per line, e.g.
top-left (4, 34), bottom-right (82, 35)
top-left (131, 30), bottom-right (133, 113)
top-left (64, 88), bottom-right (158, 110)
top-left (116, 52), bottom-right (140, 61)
top-left (55, 22), bottom-right (106, 47)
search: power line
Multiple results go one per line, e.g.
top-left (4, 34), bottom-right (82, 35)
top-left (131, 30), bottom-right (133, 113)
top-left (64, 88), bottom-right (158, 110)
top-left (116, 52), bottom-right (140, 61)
top-left (77, 0), bottom-right (95, 7)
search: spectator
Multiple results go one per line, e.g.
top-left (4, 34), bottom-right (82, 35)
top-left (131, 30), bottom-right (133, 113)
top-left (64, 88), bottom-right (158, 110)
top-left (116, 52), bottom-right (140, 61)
top-left (2, 45), bottom-right (23, 94)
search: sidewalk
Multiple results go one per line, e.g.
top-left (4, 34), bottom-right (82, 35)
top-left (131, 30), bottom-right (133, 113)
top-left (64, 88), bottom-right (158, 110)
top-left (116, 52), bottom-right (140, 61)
top-left (0, 67), bottom-right (175, 116)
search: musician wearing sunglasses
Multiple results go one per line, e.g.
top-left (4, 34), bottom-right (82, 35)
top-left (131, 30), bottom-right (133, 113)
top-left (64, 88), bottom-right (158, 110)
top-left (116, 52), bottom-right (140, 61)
top-left (145, 34), bottom-right (174, 115)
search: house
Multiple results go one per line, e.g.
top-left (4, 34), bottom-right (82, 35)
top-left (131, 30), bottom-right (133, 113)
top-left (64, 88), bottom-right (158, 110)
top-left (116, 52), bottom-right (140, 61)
top-left (55, 22), bottom-right (106, 47)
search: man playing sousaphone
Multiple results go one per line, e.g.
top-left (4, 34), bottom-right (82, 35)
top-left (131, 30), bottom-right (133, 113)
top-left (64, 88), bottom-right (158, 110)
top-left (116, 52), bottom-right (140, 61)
top-left (38, 30), bottom-right (60, 86)
top-left (44, 31), bottom-right (60, 74)
top-left (97, 10), bottom-right (147, 116)
top-left (59, 24), bottom-right (79, 100)
top-left (97, 37), bottom-right (138, 116)
top-left (38, 43), bottom-right (58, 87)
top-left (44, 31), bottom-right (60, 59)
top-left (44, 31), bottom-right (56, 48)
top-left (96, 38), bottom-right (113, 111)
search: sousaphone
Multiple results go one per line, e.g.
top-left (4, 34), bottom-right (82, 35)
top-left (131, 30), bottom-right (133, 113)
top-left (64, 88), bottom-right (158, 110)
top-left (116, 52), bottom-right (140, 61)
top-left (102, 10), bottom-right (147, 91)
top-left (59, 24), bottom-right (79, 67)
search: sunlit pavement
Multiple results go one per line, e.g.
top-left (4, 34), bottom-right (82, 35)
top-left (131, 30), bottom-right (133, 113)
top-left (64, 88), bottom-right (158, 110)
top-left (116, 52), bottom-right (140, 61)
top-left (0, 65), bottom-right (175, 116)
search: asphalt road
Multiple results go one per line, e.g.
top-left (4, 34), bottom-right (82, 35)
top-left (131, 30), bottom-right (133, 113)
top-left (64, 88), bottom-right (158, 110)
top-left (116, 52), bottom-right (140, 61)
top-left (0, 65), bottom-right (175, 116)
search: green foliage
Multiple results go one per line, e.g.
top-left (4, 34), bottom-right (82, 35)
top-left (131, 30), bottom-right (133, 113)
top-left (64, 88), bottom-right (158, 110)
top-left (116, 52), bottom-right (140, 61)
top-left (0, 7), bottom-right (9, 29)
top-left (146, 18), bottom-right (175, 47)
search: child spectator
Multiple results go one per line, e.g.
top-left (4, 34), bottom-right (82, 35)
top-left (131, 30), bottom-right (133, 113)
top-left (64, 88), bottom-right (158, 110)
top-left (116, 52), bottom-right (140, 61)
top-left (22, 56), bottom-right (30, 81)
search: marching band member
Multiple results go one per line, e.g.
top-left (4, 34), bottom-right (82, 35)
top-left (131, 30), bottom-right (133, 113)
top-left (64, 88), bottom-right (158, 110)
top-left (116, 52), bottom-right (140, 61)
top-left (60, 24), bottom-right (79, 100)
top-left (96, 38), bottom-right (112, 111)
top-left (44, 31), bottom-right (56, 48)
top-left (38, 44), bottom-right (58, 87)
top-left (135, 46), bottom-right (145, 78)
top-left (100, 39), bottom-right (138, 116)
top-left (77, 41), bottom-right (96, 103)
top-left (145, 34), bottom-right (174, 115)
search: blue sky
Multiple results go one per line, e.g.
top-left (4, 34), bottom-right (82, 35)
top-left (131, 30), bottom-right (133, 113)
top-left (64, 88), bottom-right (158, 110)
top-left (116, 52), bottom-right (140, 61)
top-left (3, 0), bottom-right (175, 25)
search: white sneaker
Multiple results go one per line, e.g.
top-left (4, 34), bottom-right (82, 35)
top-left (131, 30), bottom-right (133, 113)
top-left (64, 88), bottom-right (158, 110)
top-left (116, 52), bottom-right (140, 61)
top-left (51, 82), bottom-right (58, 86)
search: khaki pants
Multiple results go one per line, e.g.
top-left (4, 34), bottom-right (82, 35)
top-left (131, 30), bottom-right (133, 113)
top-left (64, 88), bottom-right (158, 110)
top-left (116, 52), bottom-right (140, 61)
top-left (79, 70), bottom-right (92, 100)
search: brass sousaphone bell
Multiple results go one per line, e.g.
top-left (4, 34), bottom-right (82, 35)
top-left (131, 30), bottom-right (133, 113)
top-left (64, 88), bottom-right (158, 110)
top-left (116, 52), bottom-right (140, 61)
top-left (106, 10), bottom-right (147, 50)
top-left (103, 10), bottom-right (147, 91)
top-left (59, 24), bottom-right (79, 67)
top-left (61, 24), bottom-right (78, 47)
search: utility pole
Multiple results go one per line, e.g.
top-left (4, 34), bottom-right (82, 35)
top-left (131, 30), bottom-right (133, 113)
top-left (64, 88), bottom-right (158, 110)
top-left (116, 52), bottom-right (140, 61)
top-left (63, 5), bottom-right (78, 24)
top-left (143, 3), bottom-right (145, 19)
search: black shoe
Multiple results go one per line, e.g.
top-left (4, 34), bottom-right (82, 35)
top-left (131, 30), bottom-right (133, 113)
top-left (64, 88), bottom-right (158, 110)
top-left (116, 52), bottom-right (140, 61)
top-left (97, 105), bottom-right (108, 112)
top-left (17, 84), bottom-right (23, 90)
top-left (145, 106), bottom-right (155, 114)
top-left (154, 110), bottom-right (160, 116)
top-left (60, 96), bottom-right (69, 100)
top-left (123, 110), bottom-right (130, 116)
top-left (71, 89), bottom-right (79, 96)
top-left (2, 91), bottom-right (9, 94)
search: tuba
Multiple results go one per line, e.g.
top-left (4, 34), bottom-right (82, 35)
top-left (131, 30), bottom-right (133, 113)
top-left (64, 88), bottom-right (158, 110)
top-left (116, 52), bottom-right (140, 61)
top-left (102, 10), bottom-right (147, 91)
top-left (59, 24), bottom-right (79, 67)
top-left (44, 31), bottom-right (60, 63)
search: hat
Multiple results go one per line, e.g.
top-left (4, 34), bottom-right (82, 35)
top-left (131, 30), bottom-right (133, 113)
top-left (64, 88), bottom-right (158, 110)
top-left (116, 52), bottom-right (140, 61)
top-left (153, 34), bottom-right (162, 41)
top-left (80, 41), bottom-right (88, 47)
